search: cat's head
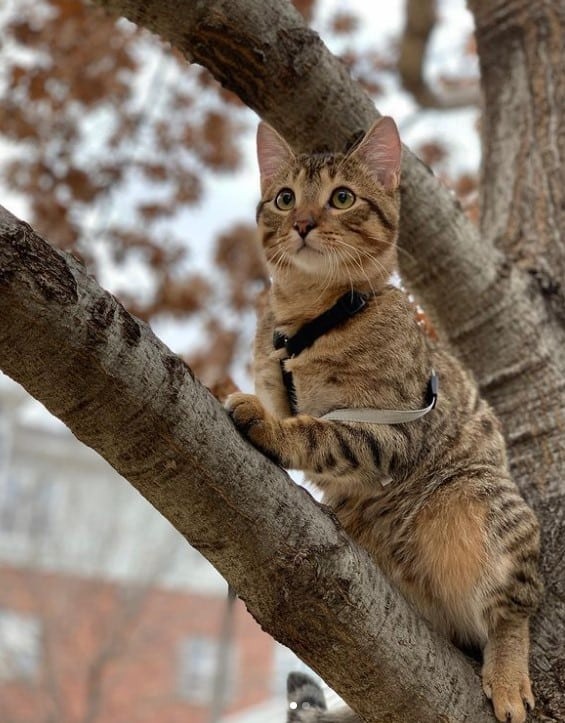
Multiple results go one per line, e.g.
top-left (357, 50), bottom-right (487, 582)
top-left (256, 117), bottom-right (401, 289)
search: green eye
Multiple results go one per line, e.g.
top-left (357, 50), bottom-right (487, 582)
top-left (275, 188), bottom-right (295, 210)
top-left (330, 187), bottom-right (355, 210)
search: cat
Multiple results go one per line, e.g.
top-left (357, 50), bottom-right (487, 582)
top-left (225, 116), bottom-right (543, 723)
top-left (287, 672), bottom-right (329, 722)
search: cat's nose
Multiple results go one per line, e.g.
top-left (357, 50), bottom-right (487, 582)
top-left (293, 216), bottom-right (316, 239)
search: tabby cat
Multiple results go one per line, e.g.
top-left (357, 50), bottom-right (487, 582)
top-left (226, 117), bottom-right (542, 723)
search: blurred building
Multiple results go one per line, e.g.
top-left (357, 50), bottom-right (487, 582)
top-left (0, 377), bottom-right (302, 723)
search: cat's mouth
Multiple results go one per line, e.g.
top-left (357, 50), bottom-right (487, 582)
top-left (294, 234), bottom-right (322, 255)
top-left (297, 241), bottom-right (321, 254)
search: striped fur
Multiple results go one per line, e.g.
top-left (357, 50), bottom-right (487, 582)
top-left (226, 118), bottom-right (542, 723)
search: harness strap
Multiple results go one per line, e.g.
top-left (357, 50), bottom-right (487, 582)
top-left (273, 290), bottom-right (368, 358)
top-left (274, 291), bottom-right (368, 415)
top-left (321, 371), bottom-right (438, 424)
top-left (272, 290), bottom-right (439, 424)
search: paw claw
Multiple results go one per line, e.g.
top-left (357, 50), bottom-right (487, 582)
top-left (490, 681), bottom-right (532, 723)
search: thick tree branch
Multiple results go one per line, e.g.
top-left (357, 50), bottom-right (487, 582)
top-left (469, 0), bottom-right (565, 342)
top-left (398, 0), bottom-right (480, 109)
top-left (0, 206), bottom-right (495, 722)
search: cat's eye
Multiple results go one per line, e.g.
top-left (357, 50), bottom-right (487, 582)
top-left (330, 187), bottom-right (356, 210)
top-left (275, 188), bottom-right (295, 210)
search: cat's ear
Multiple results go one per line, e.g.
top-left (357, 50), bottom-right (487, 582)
top-left (257, 122), bottom-right (295, 194)
top-left (349, 116), bottom-right (402, 190)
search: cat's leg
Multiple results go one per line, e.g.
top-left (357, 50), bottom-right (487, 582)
top-left (225, 393), bottom-right (406, 479)
top-left (482, 616), bottom-right (533, 723)
top-left (408, 477), bottom-right (541, 723)
top-left (479, 485), bottom-right (542, 722)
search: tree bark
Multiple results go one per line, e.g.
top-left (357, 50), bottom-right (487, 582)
top-left (2, 0), bottom-right (565, 718)
top-left (467, 3), bottom-right (565, 718)
top-left (0, 206), bottom-right (494, 722)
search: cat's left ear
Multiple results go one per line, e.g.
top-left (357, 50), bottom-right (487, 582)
top-left (348, 116), bottom-right (402, 190)
top-left (257, 122), bottom-right (295, 194)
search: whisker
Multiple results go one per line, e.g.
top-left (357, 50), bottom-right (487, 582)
top-left (331, 237), bottom-right (389, 290)
top-left (364, 231), bottom-right (417, 265)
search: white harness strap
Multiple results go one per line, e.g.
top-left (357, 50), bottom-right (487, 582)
top-left (321, 370), bottom-right (438, 425)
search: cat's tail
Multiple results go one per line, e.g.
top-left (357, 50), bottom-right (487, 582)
top-left (286, 672), bottom-right (361, 723)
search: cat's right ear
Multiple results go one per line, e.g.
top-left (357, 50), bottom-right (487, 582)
top-left (257, 122), bottom-right (295, 195)
top-left (348, 116), bottom-right (402, 191)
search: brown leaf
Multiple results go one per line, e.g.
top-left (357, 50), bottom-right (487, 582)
top-left (330, 12), bottom-right (359, 35)
top-left (63, 167), bottom-right (100, 202)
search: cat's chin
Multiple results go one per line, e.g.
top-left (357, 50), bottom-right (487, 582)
top-left (290, 247), bottom-right (325, 274)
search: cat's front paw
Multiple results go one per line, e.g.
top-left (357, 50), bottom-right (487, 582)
top-left (482, 667), bottom-right (534, 723)
top-left (225, 393), bottom-right (282, 463)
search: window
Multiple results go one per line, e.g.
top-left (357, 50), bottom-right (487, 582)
top-left (177, 635), bottom-right (236, 705)
top-left (0, 609), bottom-right (41, 681)
top-left (0, 473), bottom-right (57, 539)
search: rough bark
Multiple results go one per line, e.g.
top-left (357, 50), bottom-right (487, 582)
top-left (467, 3), bottom-right (565, 717)
top-left (0, 206), bottom-right (494, 723)
top-left (471, 0), bottom-right (565, 291)
top-left (1, 0), bottom-right (564, 718)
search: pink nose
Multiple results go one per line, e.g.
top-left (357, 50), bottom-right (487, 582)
top-left (293, 217), bottom-right (316, 239)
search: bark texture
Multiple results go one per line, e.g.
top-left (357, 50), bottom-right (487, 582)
top-left (468, 3), bottom-right (565, 717)
top-left (0, 206), bottom-right (494, 723)
top-left (2, 0), bottom-right (564, 719)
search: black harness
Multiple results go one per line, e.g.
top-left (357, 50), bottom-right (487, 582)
top-left (273, 290), bottom-right (438, 421)
top-left (273, 291), bottom-right (368, 415)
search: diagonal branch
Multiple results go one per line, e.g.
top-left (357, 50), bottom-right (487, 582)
top-left (0, 205), bottom-right (494, 722)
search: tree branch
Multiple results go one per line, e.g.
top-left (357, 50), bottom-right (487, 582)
top-left (468, 0), bottom-right (565, 337)
top-left (398, 0), bottom-right (480, 109)
top-left (0, 206), bottom-right (495, 722)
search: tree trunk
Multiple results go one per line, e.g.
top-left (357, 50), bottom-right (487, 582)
top-left (467, 2), bottom-right (565, 718)
top-left (2, 0), bottom-right (564, 718)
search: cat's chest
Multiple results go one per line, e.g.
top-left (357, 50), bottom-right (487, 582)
top-left (280, 336), bottom-right (382, 416)
top-left (282, 353), bottom-right (344, 416)
top-left (258, 290), bottom-right (422, 418)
